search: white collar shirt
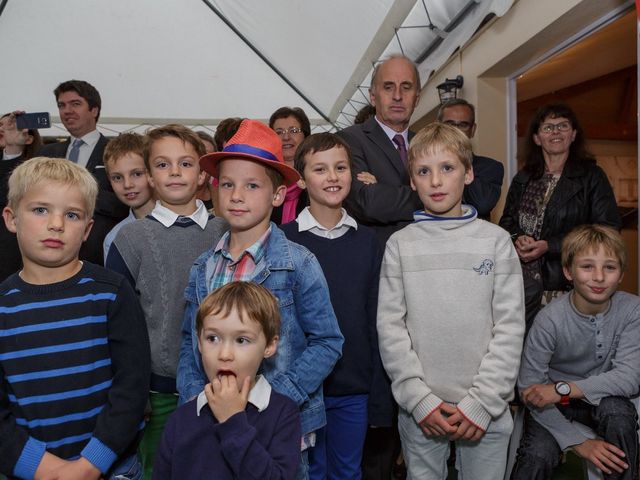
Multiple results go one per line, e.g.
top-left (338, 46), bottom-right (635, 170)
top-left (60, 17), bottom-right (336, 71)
top-left (296, 207), bottom-right (357, 240)
top-left (150, 199), bottom-right (209, 229)
top-left (374, 117), bottom-right (409, 147)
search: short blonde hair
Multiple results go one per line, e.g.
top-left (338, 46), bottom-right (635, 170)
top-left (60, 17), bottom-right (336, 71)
top-left (196, 281), bottom-right (281, 343)
top-left (562, 224), bottom-right (627, 272)
top-left (408, 122), bottom-right (473, 172)
top-left (7, 157), bottom-right (98, 217)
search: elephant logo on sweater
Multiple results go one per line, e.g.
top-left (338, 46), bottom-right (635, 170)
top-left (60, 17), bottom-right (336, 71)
top-left (473, 259), bottom-right (494, 275)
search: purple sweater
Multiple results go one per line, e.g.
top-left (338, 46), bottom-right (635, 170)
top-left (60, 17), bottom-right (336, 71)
top-left (153, 389), bottom-right (301, 479)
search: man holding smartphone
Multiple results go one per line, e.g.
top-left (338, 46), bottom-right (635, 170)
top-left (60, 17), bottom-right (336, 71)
top-left (39, 80), bottom-right (128, 265)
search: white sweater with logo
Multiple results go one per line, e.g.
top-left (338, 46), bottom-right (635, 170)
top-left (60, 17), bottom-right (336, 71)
top-left (377, 207), bottom-right (525, 430)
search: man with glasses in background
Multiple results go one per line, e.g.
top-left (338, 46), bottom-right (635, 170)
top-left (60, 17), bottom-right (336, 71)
top-left (437, 99), bottom-right (504, 221)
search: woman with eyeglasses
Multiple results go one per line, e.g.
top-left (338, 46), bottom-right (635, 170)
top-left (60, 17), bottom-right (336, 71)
top-left (268, 106), bottom-right (311, 224)
top-left (499, 103), bottom-right (621, 328)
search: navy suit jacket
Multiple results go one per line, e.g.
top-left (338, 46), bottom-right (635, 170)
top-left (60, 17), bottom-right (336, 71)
top-left (465, 154), bottom-right (504, 221)
top-left (338, 118), bottom-right (422, 244)
top-left (39, 133), bottom-right (128, 264)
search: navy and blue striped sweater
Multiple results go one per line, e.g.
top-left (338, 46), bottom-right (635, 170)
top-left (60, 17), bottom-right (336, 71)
top-left (0, 262), bottom-right (150, 479)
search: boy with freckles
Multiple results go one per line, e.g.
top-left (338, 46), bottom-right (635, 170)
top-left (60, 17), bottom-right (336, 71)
top-left (154, 281), bottom-right (300, 479)
top-left (376, 122), bottom-right (525, 479)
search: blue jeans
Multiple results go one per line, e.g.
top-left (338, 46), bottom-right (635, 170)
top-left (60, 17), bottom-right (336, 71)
top-left (511, 397), bottom-right (639, 480)
top-left (309, 394), bottom-right (368, 480)
top-left (108, 455), bottom-right (143, 480)
top-left (297, 449), bottom-right (310, 480)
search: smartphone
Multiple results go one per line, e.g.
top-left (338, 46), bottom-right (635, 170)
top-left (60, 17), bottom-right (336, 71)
top-left (16, 112), bottom-right (50, 130)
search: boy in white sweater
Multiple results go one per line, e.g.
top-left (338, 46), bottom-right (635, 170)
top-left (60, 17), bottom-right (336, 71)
top-left (377, 122), bottom-right (525, 479)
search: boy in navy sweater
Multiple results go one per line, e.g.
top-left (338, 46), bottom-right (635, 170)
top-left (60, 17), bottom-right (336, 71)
top-left (153, 281), bottom-right (300, 479)
top-left (281, 133), bottom-right (390, 479)
top-left (0, 157), bottom-right (150, 479)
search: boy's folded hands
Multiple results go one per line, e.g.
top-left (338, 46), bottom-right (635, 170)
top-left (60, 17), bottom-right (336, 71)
top-left (419, 403), bottom-right (457, 437)
top-left (419, 403), bottom-right (485, 441)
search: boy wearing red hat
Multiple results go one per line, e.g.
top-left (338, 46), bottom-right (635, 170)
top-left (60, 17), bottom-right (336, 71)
top-left (177, 119), bottom-right (343, 479)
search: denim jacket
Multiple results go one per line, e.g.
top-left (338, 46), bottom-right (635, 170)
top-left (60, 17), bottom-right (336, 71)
top-left (177, 224), bottom-right (343, 435)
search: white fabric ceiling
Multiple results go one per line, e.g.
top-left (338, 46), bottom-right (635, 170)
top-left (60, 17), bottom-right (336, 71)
top-left (0, 0), bottom-right (513, 136)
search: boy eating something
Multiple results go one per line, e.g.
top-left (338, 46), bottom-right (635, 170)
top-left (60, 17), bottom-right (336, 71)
top-left (154, 281), bottom-right (300, 479)
top-left (177, 120), bottom-right (342, 478)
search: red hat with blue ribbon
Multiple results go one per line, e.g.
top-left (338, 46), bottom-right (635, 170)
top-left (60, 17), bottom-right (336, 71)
top-left (200, 119), bottom-right (300, 186)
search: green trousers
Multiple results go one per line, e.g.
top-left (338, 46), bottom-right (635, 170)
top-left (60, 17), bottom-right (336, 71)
top-left (138, 392), bottom-right (178, 480)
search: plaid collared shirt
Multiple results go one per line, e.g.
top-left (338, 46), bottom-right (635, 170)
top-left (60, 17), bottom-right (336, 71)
top-left (207, 226), bottom-right (271, 291)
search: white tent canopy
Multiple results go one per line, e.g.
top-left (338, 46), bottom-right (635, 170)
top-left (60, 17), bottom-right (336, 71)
top-left (0, 0), bottom-right (514, 137)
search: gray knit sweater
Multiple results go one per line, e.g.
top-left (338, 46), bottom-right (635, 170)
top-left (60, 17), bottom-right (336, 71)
top-left (377, 207), bottom-right (525, 431)
top-left (112, 215), bottom-right (228, 381)
top-left (518, 291), bottom-right (640, 450)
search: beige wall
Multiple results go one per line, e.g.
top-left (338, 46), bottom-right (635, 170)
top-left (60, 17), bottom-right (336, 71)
top-left (410, 0), bottom-right (633, 222)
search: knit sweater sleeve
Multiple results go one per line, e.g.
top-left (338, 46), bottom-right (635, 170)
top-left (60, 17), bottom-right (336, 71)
top-left (518, 308), bottom-right (594, 450)
top-left (456, 231), bottom-right (525, 430)
top-left (377, 235), bottom-right (443, 424)
top-left (80, 276), bottom-right (151, 473)
top-left (0, 382), bottom-right (46, 479)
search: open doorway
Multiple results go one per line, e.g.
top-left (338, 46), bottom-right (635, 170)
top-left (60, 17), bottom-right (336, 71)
top-left (512, 9), bottom-right (638, 293)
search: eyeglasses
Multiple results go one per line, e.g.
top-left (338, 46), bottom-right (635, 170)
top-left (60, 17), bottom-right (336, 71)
top-left (274, 127), bottom-right (303, 136)
top-left (538, 121), bottom-right (572, 134)
top-left (443, 120), bottom-right (473, 130)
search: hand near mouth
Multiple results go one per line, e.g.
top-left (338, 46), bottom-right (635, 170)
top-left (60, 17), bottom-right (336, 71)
top-left (205, 375), bottom-right (251, 423)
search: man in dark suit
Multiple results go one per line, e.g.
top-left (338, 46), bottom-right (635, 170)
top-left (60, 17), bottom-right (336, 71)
top-left (437, 99), bottom-right (504, 221)
top-left (39, 80), bottom-right (128, 264)
top-left (338, 55), bottom-right (423, 480)
top-left (338, 55), bottom-right (423, 245)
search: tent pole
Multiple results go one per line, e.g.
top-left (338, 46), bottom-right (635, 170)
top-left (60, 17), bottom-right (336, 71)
top-left (0, 0), bottom-right (9, 19)
top-left (200, 0), bottom-right (338, 130)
